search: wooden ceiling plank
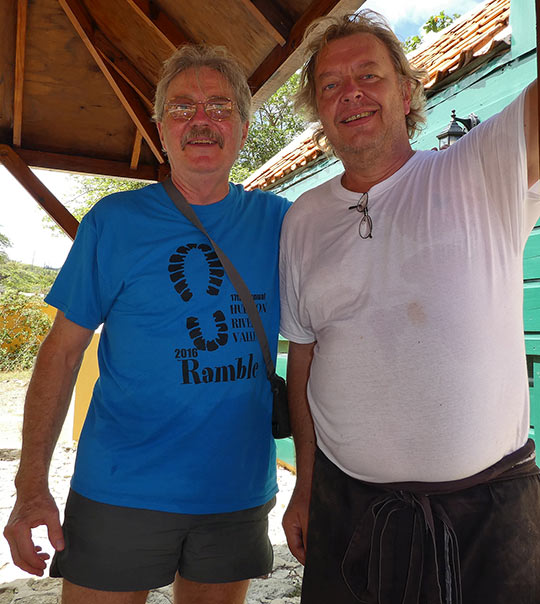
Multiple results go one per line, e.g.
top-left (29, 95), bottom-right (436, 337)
top-left (124, 0), bottom-right (192, 51)
top-left (248, 0), bottom-right (344, 93)
top-left (58, 0), bottom-right (164, 163)
top-left (94, 30), bottom-right (154, 110)
top-left (237, 0), bottom-right (287, 46)
top-left (0, 144), bottom-right (79, 240)
top-left (130, 129), bottom-right (143, 170)
top-left (16, 147), bottom-right (159, 181)
top-left (13, 0), bottom-right (28, 147)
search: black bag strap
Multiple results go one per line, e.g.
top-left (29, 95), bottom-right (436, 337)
top-left (162, 178), bottom-right (280, 385)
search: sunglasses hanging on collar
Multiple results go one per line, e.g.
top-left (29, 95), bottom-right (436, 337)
top-left (348, 192), bottom-right (373, 239)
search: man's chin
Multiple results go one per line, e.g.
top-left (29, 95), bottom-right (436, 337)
top-left (333, 139), bottom-right (379, 158)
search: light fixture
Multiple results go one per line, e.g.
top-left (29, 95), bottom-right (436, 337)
top-left (436, 110), bottom-right (481, 149)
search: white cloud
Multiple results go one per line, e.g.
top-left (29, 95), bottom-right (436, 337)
top-left (362, 0), bottom-right (485, 36)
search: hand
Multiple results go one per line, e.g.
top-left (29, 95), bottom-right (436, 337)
top-left (3, 489), bottom-right (64, 576)
top-left (282, 485), bottom-right (311, 565)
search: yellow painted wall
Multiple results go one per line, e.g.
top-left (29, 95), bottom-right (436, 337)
top-left (73, 332), bottom-right (100, 440)
top-left (42, 304), bottom-right (100, 441)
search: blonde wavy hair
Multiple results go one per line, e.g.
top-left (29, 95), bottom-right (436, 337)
top-left (296, 10), bottom-right (427, 150)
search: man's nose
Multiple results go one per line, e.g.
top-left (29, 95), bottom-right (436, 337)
top-left (341, 79), bottom-right (364, 103)
top-left (191, 102), bottom-right (211, 123)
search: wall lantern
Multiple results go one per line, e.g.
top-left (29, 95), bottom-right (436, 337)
top-left (436, 110), bottom-right (481, 149)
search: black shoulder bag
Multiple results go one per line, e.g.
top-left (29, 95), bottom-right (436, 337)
top-left (162, 178), bottom-right (291, 439)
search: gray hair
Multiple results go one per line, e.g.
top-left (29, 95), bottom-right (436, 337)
top-left (296, 11), bottom-right (427, 149)
top-left (153, 44), bottom-right (252, 123)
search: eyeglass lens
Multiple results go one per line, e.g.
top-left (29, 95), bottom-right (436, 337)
top-left (355, 193), bottom-right (372, 239)
top-left (166, 99), bottom-right (233, 121)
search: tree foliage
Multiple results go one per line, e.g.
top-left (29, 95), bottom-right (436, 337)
top-left (0, 232), bottom-right (11, 254)
top-left (402, 11), bottom-right (460, 53)
top-left (0, 261), bottom-right (58, 294)
top-left (0, 230), bottom-right (57, 371)
top-left (231, 72), bottom-right (306, 182)
top-left (0, 290), bottom-right (52, 371)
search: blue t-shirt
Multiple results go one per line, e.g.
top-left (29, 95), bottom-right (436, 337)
top-left (46, 182), bottom-right (290, 514)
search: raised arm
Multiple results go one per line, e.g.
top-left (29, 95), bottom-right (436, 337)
top-left (282, 340), bottom-right (316, 565)
top-left (3, 311), bottom-right (94, 576)
top-left (524, 79), bottom-right (539, 188)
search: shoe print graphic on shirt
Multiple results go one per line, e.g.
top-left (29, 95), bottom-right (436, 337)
top-left (168, 242), bottom-right (228, 351)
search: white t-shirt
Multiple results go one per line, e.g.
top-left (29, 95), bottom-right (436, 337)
top-left (280, 89), bottom-right (540, 483)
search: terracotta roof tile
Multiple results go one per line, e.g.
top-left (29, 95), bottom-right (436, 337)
top-left (244, 0), bottom-right (510, 192)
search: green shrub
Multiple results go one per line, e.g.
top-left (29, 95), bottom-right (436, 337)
top-left (0, 291), bottom-right (52, 371)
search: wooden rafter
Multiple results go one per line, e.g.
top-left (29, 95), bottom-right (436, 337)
top-left (58, 0), bottom-right (164, 164)
top-left (0, 144), bottom-right (79, 240)
top-left (130, 130), bottom-right (143, 170)
top-left (94, 30), bottom-right (154, 110)
top-left (13, 0), bottom-right (28, 147)
top-left (238, 0), bottom-right (287, 46)
top-left (15, 147), bottom-right (158, 180)
top-left (124, 0), bottom-right (193, 51)
top-left (248, 0), bottom-right (343, 93)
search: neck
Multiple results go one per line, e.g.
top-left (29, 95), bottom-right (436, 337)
top-left (170, 171), bottom-right (230, 205)
top-left (340, 144), bottom-right (415, 193)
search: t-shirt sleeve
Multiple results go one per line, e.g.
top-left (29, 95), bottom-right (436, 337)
top-left (440, 86), bottom-right (533, 249)
top-left (279, 208), bottom-right (316, 344)
top-left (45, 211), bottom-right (116, 330)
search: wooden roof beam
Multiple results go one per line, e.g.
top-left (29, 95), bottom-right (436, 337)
top-left (94, 30), bottom-right (154, 111)
top-left (248, 0), bottom-right (345, 93)
top-left (130, 130), bottom-right (143, 171)
top-left (238, 0), bottom-right (288, 46)
top-left (13, 0), bottom-right (28, 147)
top-left (14, 147), bottom-right (159, 181)
top-left (59, 0), bottom-right (164, 164)
top-left (0, 144), bottom-right (79, 240)
top-left (124, 0), bottom-right (193, 51)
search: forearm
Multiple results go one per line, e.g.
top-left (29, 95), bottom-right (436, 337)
top-left (287, 341), bottom-right (316, 494)
top-left (281, 340), bottom-right (316, 563)
top-left (15, 314), bottom-right (92, 492)
top-left (4, 312), bottom-right (93, 573)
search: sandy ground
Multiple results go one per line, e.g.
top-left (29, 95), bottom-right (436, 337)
top-left (0, 373), bottom-right (302, 603)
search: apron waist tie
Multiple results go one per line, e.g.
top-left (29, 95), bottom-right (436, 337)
top-left (340, 439), bottom-right (539, 604)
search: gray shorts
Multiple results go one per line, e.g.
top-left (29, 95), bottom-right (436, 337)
top-left (50, 489), bottom-right (275, 591)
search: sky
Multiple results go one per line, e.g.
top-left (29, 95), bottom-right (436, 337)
top-left (0, 0), bottom-right (485, 268)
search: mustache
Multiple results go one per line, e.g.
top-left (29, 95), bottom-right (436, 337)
top-left (181, 126), bottom-right (224, 149)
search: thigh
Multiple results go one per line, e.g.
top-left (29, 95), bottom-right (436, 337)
top-left (62, 579), bottom-right (148, 604)
top-left (443, 475), bottom-right (540, 604)
top-left (179, 498), bottom-right (275, 584)
top-left (301, 450), bottom-right (378, 604)
top-left (51, 490), bottom-right (185, 591)
top-left (173, 575), bottom-right (249, 604)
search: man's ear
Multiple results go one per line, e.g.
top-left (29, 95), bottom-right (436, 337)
top-left (156, 122), bottom-right (167, 152)
top-left (240, 121), bottom-right (249, 149)
top-left (402, 80), bottom-right (412, 115)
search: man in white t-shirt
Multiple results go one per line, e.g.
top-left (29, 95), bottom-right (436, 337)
top-left (280, 10), bottom-right (540, 604)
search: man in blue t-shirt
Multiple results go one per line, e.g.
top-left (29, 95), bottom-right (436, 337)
top-left (4, 44), bottom-right (290, 604)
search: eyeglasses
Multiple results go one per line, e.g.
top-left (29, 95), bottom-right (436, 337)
top-left (348, 193), bottom-right (373, 239)
top-left (164, 98), bottom-right (235, 122)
